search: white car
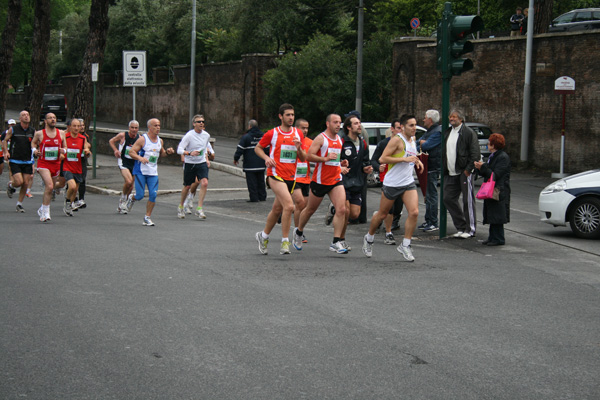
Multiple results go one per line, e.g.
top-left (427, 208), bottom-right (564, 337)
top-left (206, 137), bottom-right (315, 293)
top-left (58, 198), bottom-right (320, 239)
top-left (538, 170), bottom-right (600, 239)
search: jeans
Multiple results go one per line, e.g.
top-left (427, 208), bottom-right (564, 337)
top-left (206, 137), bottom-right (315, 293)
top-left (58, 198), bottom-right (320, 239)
top-left (425, 170), bottom-right (439, 226)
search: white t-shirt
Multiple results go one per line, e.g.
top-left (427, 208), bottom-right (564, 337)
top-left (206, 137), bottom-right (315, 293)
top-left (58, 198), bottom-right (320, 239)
top-left (446, 125), bottom-right (461, 176)
top-left (383, 134), bottom-right (417, 187)
top-left (177, 129), bottom-right (212, 164)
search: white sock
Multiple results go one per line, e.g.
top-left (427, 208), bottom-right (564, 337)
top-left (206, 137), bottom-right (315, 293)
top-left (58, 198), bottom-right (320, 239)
top-left (402, 238), bottom-right (411, 247)
top-left (16, 201), bottom-right (22, 206)
top-left (261, 231), bottom-right (269, 239)
top-left (366, 233), bottom-right (374, 242)
top-left (43, 205), bottom-right (50, 212)
top-left (282, 237), bottom-right (289, 242)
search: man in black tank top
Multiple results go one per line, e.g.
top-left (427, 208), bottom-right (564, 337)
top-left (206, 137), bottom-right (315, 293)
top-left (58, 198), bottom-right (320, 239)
top-left (108, 120), bottom-right (140, 213)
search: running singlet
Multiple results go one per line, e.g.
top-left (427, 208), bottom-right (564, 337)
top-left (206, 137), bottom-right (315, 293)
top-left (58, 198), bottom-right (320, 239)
top-left (8, 124), bottom-right (35, 163)
top-left (139, 133), bottom-right (162, 176)
top-left (63, 133), bottom-right (86, 174)
top-left (311, 132), bottom-right (343, 185)
top-left (259, 126), bottom-right (303, 181)
top-left (383, 134), bottom-right (417, 187)
top-left (37, 129), bottom-right (62, 167)
top-left (295, 137), bottom-right (313, 184)
top-left (121, 133), bottom-right (139, 169)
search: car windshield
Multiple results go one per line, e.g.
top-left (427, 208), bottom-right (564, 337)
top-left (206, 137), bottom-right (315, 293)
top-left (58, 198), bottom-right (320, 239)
top-left (470, 125), bottom-right (492, 140)
top-left (554, 12), bottom-right (575, 24)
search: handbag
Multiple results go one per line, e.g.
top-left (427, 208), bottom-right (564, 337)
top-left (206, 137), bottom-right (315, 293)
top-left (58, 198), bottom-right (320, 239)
top-left (476, 172), bottom-right (500, 200)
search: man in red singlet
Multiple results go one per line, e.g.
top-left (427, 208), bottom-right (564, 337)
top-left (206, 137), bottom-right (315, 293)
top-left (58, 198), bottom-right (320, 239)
top-left (254, 104), bottom-right (306, 255)
top-left (32, 113), bottom-right (66, 222)
top-left (57, 119), bottom-right (90, 216)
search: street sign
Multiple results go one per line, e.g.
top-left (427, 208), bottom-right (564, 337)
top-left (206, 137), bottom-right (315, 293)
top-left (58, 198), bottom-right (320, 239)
top-left (122, 51), bottom-right (147, 87)
top-left (410, 18), bottom-right (420, 29)
top-left (91, 63), bottom-right (99, 82)
top-left (554, 76), bottom-right (575, 94)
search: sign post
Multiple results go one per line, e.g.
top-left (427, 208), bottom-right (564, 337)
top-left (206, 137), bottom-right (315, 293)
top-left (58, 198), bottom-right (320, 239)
top-left (410, 17), bottom-right (420, 37)
top-left (91, 63), bottom-right (98, 179)
top-left (122, 51), bottom-right (147, 121)
top-left (552, 76), bottom-right (575, 178)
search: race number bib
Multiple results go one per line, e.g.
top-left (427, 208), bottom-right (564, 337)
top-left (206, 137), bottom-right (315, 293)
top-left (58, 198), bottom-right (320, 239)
top-left (44, 146), bottom-right (59, 161)
top-left (66, 148), bottom-right (80, 162)
top-left (324, 148), bottom-right (341, 166)
top-left (124, 145), bottom-right (132, 159)
top-left (296, 162), bottom-right (308, 178)
top-left (148, 153), bottom-right (158, 165)
top-left (279, 144), bottom-right (297, 164)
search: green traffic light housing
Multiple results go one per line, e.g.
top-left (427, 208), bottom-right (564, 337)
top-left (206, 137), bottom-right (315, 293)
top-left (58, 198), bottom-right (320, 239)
top-left (448, 15), bottom-right (483, 76)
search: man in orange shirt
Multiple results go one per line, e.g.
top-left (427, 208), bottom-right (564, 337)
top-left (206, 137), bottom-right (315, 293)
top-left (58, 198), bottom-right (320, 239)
top-left (254, 104), bottom-right (306, 255)
top-left (292, 118), bottom-right (312, 243)
top-left (292, 114), bottom-right (349, 254)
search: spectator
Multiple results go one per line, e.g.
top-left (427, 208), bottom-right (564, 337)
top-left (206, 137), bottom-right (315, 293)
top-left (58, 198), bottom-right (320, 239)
top-left (418, 109), bottom-right (442, 232)
top-left (510, 7), bottom-right (524, 37)
top-left (234, 119), bottom-right (267, 202)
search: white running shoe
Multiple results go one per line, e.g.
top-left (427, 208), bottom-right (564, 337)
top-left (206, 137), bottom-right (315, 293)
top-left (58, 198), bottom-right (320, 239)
top-left (384, 232), bottom-right (396, 245)
top-left (397, 244), bottom-right (415, 262)
top-left (184, 193), bottom-right (194, 214)
top-left (72, 200), bottom-right (84, 210)
top-left (280, 240), bottom-right (291, 255)
top-left (119, 199), bottom-right (129, 214)
top-left (292, 228), bottom-right (303, 250)
top-left (256, 232), bottom-right (268, 255)
top-left (196, 208), bottom-right (206, 219)
top-left (362, 234), bottom-right (373, 258)
top-left (452, 231), bottom-right (464, 238)
top-left (329, 241), bottom-right (348, 254)
top-left (126, 194), bottom-right (135, 212)
top-left (63, 200), bottom-right (73, 217)
top-left (177, 206), bottom-right (185, 219)
top-left (143, 216), bottom-right (155, 226)
top-left (340, 241), bottom-right (352, 251)
top-left (38, 206), bottom-right (49, 222)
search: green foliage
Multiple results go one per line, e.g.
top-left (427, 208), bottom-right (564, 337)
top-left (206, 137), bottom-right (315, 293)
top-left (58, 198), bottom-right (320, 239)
top-left (48, 10), bottom-right (90, 80)
top-left (361, 31), bottom-right (393, 121)
top-left (263, 34), bottom-right (354, 131)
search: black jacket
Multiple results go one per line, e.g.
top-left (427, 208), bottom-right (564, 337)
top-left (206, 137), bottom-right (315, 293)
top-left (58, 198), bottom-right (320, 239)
top-left (419, 124), bottom-right (441, 171)
top-left (234, 127), bottom-right (266, 171)
top-left (341, 134), bottom-right (370, 190)
top-left (443, 124), bottom-right (480, 176)
top-left (478, 150), bottom-right (511, 225)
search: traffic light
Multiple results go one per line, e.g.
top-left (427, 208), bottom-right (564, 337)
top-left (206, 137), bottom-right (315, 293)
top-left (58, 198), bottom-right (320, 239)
top-left (448, 15), bottom-right (484, 75)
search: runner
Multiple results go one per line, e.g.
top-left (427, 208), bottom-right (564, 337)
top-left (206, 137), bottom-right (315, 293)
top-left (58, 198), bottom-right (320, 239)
top-left (254, 103), bottom-right (306, 255)
top-left (73, 118), bottom-right (90, 209)
top-left (108, 120), bottom-right (140, 214)
top-left (292, 114), bottom-right (350, 254)
top-left (362, 114), bottom-right (424, 261)
top-left (176, 114), bottom-right (214, 219)
top-left (2, 110), bottom-right (35, 212)
top-left (31, 113), bottom-right (66, 222)
top-left (59, 119), bottom-right (90, 217)
top-left (292, 118), bottom-right (312, 243)
top-left (127, 118), bottom-right (175, 226)
top-left (0, 119), bottom-right (16, 177)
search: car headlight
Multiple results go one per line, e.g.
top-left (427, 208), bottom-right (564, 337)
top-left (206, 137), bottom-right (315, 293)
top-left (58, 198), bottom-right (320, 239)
top-left (541, 180), bottom-right (567, 194)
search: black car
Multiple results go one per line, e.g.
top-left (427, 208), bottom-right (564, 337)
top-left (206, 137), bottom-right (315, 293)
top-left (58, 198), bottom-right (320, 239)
top-left (548, 8), bottom-right (600, 32)
top-left (41, 94), bottom-right (68, 121)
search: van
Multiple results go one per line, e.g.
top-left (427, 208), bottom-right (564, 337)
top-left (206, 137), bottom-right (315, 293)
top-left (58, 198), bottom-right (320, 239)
top-left (41, 94), bottom-right (68, 121)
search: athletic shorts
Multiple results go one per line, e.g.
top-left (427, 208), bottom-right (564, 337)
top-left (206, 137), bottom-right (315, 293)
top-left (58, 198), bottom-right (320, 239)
top-left (295, 182), bottom-right (310, 197)
top-left (119, 163), bottom-right (134, 174)
top-left (382, 182), bottom-right (417, 201)
top-left (345, 188), bottom-right (363, 206)
top-left (63, 171), bottom-right (84, 184)
top-left (268, 175), bottom-right (295, 194)
top-left (9, 162), bottom-right (33, 175)
top-left (310, 181), bottom-right (343, 198)
top-left (183, 162), bottom-right (209, 186)
top-left (0, 157), bottom-right (4, 163)
top-left (37, 161), bottom-right (61, 178)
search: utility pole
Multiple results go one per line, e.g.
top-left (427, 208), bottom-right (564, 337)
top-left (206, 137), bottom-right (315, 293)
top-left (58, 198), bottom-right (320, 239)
top-left (189, 0), bottom-right (197, 130)
top-left (355, 0), bottom-right (364, 115)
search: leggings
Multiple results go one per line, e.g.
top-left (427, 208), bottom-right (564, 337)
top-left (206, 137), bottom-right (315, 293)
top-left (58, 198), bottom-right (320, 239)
top-left (134, 174), bottom-right (159, 202)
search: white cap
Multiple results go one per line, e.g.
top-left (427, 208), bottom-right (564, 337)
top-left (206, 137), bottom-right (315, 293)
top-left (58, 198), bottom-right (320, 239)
top-left (8, 119), bottom-right (16, 125)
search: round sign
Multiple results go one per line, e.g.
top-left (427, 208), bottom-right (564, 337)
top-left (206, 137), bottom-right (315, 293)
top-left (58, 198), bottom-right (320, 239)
top-left (410, 18), bottom-right (420, 29)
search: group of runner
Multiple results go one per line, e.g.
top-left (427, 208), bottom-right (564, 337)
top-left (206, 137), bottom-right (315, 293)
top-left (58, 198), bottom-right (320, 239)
top-left (255, 104), bottom-right (423, 261)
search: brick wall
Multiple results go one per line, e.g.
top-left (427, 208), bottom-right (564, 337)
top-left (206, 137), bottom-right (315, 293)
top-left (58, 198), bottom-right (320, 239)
top-left (392, 30), bottom-right (600, 173)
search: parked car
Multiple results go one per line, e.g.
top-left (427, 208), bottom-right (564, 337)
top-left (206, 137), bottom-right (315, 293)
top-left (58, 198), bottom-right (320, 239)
top-left (538, 170), bottom-right (600, 239)
top-left (467, 122), bottom-right (492, 160)
top-left (40, 94), bottom-right (68, 121)
top-left (548, 8), bottom-right (600, 32)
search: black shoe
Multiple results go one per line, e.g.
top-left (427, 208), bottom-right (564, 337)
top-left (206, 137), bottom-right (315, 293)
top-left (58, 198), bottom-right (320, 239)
top-left (486, 241), bottom-right (504, 246)
top-left (482, 240), bottom-right (489, 245)
top-left (247, 199), bottom-right (259, 202)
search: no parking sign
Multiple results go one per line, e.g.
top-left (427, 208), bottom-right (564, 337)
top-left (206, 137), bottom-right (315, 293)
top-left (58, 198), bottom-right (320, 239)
top-left (410, 18), bottom-right (420, 30)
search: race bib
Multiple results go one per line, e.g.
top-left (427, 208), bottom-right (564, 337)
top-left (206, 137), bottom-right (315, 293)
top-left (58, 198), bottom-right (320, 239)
top-left (44, 146), bottom-right (59, 161)
top-left (124, 145), bottom-right (132, 159)
top-left (66, 148), bottom-right (80, 162)
top-left (148, 154), bottom-right (158, 164)
top-left (324, 148), bottom-right (341, 166)
top-left (279, 144), bottom-right (297, 164)
top-left (296, 162), bottom-right (308, 178)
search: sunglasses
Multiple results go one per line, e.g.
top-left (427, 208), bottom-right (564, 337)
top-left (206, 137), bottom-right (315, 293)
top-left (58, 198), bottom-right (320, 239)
top-left (194, 120), bottom-right (205, 123)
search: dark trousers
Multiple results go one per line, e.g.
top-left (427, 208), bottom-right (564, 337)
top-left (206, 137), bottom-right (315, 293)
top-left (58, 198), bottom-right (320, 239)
top-left (245, 170), bottom-right (266, 201)
top-left (425, 170), bottom-right (439, 226)
top-left (443, 173), bottom-right (477, 235)
top-left (488, 224), bottom-right (505, 244)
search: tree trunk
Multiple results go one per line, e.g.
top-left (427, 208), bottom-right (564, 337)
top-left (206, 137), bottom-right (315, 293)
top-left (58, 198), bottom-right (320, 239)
top-left (0, 0), bottom-right (23, 126)
top-left (534, 0), bottom-right (553, 34)
top-left (27, 0), bottom-right (51, 127)
top-left (71, 0), bottom-right (111, 133)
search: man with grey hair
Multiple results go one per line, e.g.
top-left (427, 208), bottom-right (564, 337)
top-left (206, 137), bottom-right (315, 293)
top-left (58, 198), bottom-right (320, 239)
top-left (109, 120), bottom-right (140, 213)
top-left (234, 119), bottom-right (266, 202)
top-left (443, 109), bottom-right (480, 238)
top-left (418, 109), bottom-right (442, 231)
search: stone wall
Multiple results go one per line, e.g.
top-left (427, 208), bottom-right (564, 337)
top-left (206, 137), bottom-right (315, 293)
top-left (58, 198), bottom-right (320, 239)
top-left (391, 30), bottom-right (600, 173)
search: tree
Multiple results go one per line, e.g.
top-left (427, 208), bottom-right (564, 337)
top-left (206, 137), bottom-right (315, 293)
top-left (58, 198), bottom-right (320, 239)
top-left (534, 0), bottom-right (554, 34)
top-left (0, 0), bottom-right (22, 126)
top-left (27, 0), bottom-right (51, 125)
top-left (71, 0), bottom-right (110, 131)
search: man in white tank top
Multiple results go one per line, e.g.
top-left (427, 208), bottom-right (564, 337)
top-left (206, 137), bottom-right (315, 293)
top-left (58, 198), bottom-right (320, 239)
top-left (362, 114), bottom-right (424, 261)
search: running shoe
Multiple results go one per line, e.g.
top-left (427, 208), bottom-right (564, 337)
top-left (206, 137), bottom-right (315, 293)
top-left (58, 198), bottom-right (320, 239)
top-left (7, 182), bottom-right (15, 198)
top-left (26, 191), bottom-right (33, 198)
top-left (51, 189), bottom-right (57, 201)
top-left (143, 216), bottom-right (155, 226)
top-left (117, 199), bottom-right (123, 214)
top-left (384, 232), bottom-right (396, 245)
top-left (63, 201), bottom-right (73, 217)
top-left (255, 231), bottom-right (268, 255)
top-left (423, 224), bottom-right (439, 232)
top-left (38, 206), bottom-right (48, 222)
top-left (73, 199), bottom-right (86, 209)
top-left (397, 244), bottom-right (415, 262)
top-left (184, 193), bottom-right (193, 214)
top-left (177, 205), bottom-right (185, 219)
top-left (280, 240), bottom-right (291, 255)
top-left (302, 234), bottom-right (308, 244)
top-left (324, 202), bottom-right (335, 225)
top-left (329, 241), bottom-right (348, 254)
top-left (339, 241), bottom-right (352, 251)
top-left (362, 234), bottom-right (373, 258)
top-left (418, 222), bottom-right (429, 230)
top-left (292, 228), bottom-right (303, 250)
top-left (196, 208), bottom-right (206, 219)
top-left (126, 194), bottom-right (135, 212)
top-left (16, 204), bottom-right (25, 213)
top-left (46, 209), bottom-right (51, 221)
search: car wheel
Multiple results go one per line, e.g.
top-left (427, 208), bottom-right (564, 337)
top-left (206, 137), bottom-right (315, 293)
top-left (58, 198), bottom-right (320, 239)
top-left (568, 197), bottom-right (600, 239)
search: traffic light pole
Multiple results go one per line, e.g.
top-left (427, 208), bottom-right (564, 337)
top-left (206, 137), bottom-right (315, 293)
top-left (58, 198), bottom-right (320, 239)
top-left (439, 2), bottom-right (452, 239)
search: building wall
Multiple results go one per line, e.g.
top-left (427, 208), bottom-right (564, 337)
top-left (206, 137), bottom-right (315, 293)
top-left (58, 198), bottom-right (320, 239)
top-left (392, 30), bottom-right (600, 173)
